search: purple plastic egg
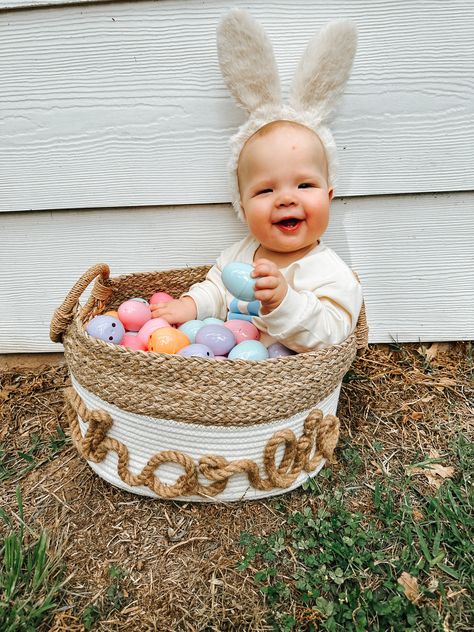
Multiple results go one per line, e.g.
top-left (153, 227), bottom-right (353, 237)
top-left (177, 343), bottom-right (215, 358)
top-left (195, 324), bottom-right (236, 356)
top-left (86, 315), bottom-right (125, 344)
top-left (267, 342), bottom-right (296, 358)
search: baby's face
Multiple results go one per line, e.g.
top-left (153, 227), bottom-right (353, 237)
top-left (237, 122), bottom-right (333, 259)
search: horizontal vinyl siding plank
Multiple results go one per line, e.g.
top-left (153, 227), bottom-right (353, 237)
top-left (1, 0), bottom-right (473, 211)
top-left (0, 191), bottom-right (473, 352)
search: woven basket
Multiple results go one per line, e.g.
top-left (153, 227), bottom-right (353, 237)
top-left (51, 263), bottom-right (368, 502)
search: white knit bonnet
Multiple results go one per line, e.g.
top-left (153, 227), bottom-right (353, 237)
top-left (216, 9), bottom-right (357, 222)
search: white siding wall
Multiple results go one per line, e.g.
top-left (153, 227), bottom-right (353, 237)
top-left (0, 0), bottom-right (473, 352)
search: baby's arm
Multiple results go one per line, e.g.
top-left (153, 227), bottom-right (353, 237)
top-left (253, 262), bottom-right (363, 352)
top-left (151, 260), bottom-right (228, 324)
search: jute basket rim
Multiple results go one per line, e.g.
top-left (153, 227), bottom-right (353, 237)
top-left (71, 265), bottom-right (363, 365)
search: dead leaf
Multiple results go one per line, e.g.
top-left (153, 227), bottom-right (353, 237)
top-left (421, 342), bottom-right (452, 362)
top-left (410, 449), bottom-right (455, 489)
top-left (0, 385), bottom-right (17, 401)
top-left (410, 411), bottom-right (424, 421)
top-left (398, 571), bottom-right (420, 603)
top-left (412, 508), bottom-right (424, 521)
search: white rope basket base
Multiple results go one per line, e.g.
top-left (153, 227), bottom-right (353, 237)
top-left (69, 375), bottom-right (341, 502)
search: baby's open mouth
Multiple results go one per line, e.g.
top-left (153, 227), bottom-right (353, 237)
top-left (274, 218), bottom-right (302, 228)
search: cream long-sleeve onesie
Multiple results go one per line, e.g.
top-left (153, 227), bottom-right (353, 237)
top-left (183, 235), bottom-right (363, 353)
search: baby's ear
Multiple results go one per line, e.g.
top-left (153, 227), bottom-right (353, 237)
top-left (289, 21), bottom-right (357, 121)
top-left (217, 9), bottom-right (281, 113)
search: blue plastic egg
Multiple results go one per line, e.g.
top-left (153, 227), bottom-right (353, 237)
top-left (86, 315), bottom-right (125, 344)
top-left (178, 319), bottom-right (206, 343)
top-left (222, 262), bottom-right (256, 302)
top-left (177, 343), bottom-right (215, 358)
top-left (202, 317), bottom-right (225, 326)
top-left (228, 340), bottom-right (269, 360)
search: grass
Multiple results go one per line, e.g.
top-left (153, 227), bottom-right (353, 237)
top-left (238, 435), bottom-right (473, 631)
top-left (0, 425), bottom-right (70, 484)
top-left (0, 487), bottom-right (70, 632)
top-left (0, 344), bottom-right (472, 629)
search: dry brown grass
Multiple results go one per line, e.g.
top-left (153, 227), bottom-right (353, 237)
top-left (1, 342), bottom-right (472, 631)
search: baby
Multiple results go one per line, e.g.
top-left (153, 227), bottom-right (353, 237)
top-left (151, 119), bottom-right (363, 352)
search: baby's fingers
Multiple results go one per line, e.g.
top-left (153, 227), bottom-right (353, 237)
top-left (252, 261), bottom-right (278, 278)
top-left (254, 275), bottom-right (279, 290)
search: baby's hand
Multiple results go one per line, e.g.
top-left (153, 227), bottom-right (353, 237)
top-left (252, 258), bottom-right (288, 315)
top-left (150, 296), bottom-right (197, 325)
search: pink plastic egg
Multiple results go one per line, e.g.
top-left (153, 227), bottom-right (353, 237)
top-left (137, 317), bottom-right (170, 346)
top-left (118, 300), bottom-right (151, 332)
top-left (224, 319), bottom-right (260, 344)
top-left (149, 291), bottom-right (174, 305)
top-left (121, 332), bottom-right (148, 351)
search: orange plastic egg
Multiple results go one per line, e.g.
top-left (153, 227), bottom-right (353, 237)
top-left (104, 310), bottom-right (119, 319)
top-left (148, 327), bottom-right (190, 354)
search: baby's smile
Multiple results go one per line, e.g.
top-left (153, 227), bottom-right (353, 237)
top-left (272, 217), bottom-right (303, 231)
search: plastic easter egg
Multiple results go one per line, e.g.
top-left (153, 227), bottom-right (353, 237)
top-left (148, 327), bottom-right (190, 354)
top-left (121, 332), bottom-right (148, 351)
top-left (130, 297), bottom-right (150, 306)
top-left (137, 317), bottom-right (170, 346)
top-left (213, 356), bottom-right (227, 361)
top-left (195, 324), bottom-right (236, 356)
top-left (104, 310), bottom-right (119, 319)
top-left (202, 317), bottom-right (225, 326)
top-left (86, 315), bottom-right (125, 344)
top-left (228, 340), bottom-right (269, 361)
top-left (224, 319), bottom-right (260, 344)
top-left (118, 300), bottom-right (151, 332)
top-left (177, 343), bottom-right (215, 358)
top-left (178, 319), bottom-right (206, 343)
top-left (222, 262), bottom-right (256, 302)
top-left (149, 291), bottom-right (174, 305)
top-left (267, 342), bottom-right (296, 358)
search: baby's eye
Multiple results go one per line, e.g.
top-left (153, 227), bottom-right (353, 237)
top-left (255, 188), bottom-right (272, 195)
top-left (298, 183), bottom-right (315, 189)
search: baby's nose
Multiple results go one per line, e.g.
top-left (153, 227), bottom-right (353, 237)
top-left (276, 190), bottom-right (296, 207)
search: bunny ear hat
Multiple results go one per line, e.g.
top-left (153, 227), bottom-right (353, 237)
top-left (216, 9), bottom-right (357, 222)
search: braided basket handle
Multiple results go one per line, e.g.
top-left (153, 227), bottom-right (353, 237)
top-left (352, 271), bottom-right (369, 354)
top-left (50, 263), bottom-right (112, 343)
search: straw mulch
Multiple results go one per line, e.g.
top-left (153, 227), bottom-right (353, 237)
top-left (0, 342), bottom-right (472, 631)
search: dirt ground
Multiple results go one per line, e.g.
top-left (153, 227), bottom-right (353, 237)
top-left (0, 342), bottom-right (472, 631)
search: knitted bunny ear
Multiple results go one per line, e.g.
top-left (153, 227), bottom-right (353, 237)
top-left (217, 9), bottom-right (281, 113)
top-left (289, 21), bottom-right (357, 121)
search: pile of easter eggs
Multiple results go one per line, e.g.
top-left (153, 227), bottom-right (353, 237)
top-left (85, 262), bottom-right (295, 360)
